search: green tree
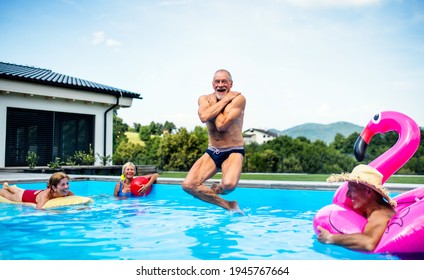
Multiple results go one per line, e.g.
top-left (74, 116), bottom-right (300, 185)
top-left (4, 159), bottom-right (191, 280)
top-left (138, 121), bottom-right (175, 141)
top-left (138, 136), bottom-right (161, 165)
top-left (330, 132), bottom-right (359, 155)
top-left (133, 122), bottom-right (142, 133)
top-left (112, 114), bottom-right (423, 175)
top-left (298, 140), bottom-right (326, 173)
top-left (243, 142), bottom-right (260, 172)
top-left (248, 149), bottom-right (279, 172)
top-left (113, 112), bottom-right (129, 151)
top-left (112, 141), bottom-right (144, 165)
top-left (282, 155), bottom-right (302, 173)
top-left (158, 126), bottom-right (208, 171)
top-left (139, 125), bottom-right (152, 141)
top-left (163, 121), bottom-right (176, 134)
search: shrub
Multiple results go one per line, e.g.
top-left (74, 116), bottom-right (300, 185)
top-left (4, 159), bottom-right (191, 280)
top-left (26, 151), bottom-right (39, 169)
top-left (47, 157), bottom-right (62, 169)
top-left (72, 144), bottom-right (95, 165)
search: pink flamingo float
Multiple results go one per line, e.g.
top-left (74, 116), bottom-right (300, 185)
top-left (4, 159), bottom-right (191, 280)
top-left (313, 111), bottom-right (424, 254)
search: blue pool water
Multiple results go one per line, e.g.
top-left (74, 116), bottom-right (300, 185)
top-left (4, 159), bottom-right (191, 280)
top-left (0, 181), bottom-right (401, 260)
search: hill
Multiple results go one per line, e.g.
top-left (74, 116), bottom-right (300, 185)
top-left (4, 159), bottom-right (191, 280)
top-left (270, 122), bottom-right (364, 144)
top-left (125, 131), bottom-right (144, 145)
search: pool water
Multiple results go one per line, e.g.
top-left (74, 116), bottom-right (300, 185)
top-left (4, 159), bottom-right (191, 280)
top-left (0, 181), bottom-right (401, 260)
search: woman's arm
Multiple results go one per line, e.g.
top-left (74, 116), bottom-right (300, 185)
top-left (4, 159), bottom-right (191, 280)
top-left (113, 182), bottom-right (120, 196)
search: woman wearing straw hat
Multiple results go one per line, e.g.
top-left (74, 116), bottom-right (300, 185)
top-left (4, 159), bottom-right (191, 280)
top-left (316, 164), bottom-right (396, 252)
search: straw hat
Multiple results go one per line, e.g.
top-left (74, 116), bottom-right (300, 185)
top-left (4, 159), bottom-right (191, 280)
top-left (327, 164), bottom-right (397, 208)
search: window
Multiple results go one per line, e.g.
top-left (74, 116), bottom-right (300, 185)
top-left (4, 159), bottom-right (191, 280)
top-left (5, 108), bottom-right (94, 166)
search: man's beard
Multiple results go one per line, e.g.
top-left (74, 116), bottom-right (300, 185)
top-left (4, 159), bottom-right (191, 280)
top-left (216, 88), bottom-right (226, 100)
top-left (216, 92), bottom-right (224, 100)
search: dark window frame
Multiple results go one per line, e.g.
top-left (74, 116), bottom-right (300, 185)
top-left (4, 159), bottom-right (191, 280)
top-left (5, 107), bottom-right (95, 167)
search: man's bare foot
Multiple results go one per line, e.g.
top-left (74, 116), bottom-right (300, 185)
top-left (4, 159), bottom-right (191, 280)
top-left (228, 200), bottom-right (244, 215)
top-left (210, 183), bottom-right (224, 194)
top-left (3, 182), bottom-right (10, 189)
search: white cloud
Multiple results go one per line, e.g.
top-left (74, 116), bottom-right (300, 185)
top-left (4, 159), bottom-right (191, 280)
top-left (106, 39), bottom-right (122, 47)
top-left (91, 31), bottom-right (105, 45)
top-left (91, 31), bottom-right (122, 49)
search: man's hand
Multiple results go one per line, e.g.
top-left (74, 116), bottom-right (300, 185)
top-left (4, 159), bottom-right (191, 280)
top-left (222, 91), bottom-right (241, 102)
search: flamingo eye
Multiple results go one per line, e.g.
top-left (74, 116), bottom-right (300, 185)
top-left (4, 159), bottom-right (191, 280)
top-left (372, 112), bottom-right (381, 124)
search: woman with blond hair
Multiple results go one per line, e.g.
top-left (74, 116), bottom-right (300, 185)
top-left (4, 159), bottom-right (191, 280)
top-left (114, 162), bottom-right (159, 197)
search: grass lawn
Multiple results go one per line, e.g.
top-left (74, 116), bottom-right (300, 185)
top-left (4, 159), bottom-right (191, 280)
top-left (125, 131), bottom-right (144, 145)
top-left (159, 171), bottom-right (424, 184)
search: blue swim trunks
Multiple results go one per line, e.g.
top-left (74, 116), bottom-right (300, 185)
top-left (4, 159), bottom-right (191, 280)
top-left (206, 145), bottom-right (245, 169)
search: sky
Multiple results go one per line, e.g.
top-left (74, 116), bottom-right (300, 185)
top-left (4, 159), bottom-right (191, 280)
top-left (1, 0), bottom-right (423, 132)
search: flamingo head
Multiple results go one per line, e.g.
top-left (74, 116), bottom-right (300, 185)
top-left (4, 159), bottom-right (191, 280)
top-left (353, 111), bottom-right (420, 181)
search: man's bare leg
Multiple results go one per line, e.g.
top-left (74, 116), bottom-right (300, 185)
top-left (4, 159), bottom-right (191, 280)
top-left (185, 183), bottom-right (234, 210)
top-left (210, 183), bottom-right (244, 214)
top-left (219, 153), bottom-right (245, 214)
top-left (183, 154), bottom-right (244, 214)
top-left (228, 200), bottom-right (244, 215)
top-left (210, 183), bottom-right (223, 194)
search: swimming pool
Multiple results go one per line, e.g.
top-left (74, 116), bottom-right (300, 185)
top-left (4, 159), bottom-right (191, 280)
top-left (0, 180), bottom-right (402, 260)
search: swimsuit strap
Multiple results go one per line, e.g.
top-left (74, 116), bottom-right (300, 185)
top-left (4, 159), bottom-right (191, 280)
top-left (118, 181), bottom-right (124, 196)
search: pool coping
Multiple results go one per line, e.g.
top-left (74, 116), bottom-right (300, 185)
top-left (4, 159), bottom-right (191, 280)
top-left (0, 172), bottom-right (420, 192)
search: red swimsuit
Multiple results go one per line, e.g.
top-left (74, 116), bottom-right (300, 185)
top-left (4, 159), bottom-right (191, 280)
top-left (22, 190), bottom-right (42, 203)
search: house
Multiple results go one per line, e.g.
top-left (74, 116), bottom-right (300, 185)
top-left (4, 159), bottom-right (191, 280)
top-left (243, 128), bottom-right (278, 145)
top-left (0, 62), bottom-right (142, 167)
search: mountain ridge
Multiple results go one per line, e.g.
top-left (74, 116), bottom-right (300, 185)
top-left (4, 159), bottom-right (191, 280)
top-left (269, 121), bottom-right (364, 144)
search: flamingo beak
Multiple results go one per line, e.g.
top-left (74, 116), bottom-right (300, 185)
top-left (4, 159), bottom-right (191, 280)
top-left (354, 136), bottom-right (368, 162)
top-left (354, 125), bottom-right (374, 162)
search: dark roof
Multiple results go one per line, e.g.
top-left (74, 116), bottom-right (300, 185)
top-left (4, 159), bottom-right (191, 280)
top-left (0, 62), bottom-right (142, 99)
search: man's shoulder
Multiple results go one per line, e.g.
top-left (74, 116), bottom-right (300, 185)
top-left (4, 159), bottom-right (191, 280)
top-left (198, 93), bottom-right (215, 105)
top-left (236, 94), bottom-right (246, 100)
top-left (368, 206), bottom-right (395, 221)
top-left (233, 93), bottom-right (246, 106)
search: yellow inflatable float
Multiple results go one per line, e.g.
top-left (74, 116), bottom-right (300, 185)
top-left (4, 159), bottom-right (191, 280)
top-left (0, 194), bottom-right (93, 209)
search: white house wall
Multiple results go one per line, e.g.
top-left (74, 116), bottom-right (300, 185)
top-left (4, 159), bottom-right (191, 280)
top-left (243, 129), bottom-right (276, 145)
top-left (0, 79), bottom-right (134, 167)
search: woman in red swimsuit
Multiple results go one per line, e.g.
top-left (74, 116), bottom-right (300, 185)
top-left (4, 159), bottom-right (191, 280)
top-left (0, 172), bottom-right (74, 209)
